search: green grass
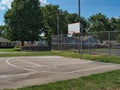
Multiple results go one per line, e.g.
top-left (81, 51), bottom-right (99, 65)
top-left (0, 48), bottom-right (20, 52)
top-left (8, 70), bottom-right (120, 90)
top-left (0, 48), bottom-right (120, 64)
top-left (86, 55), bottom-right (120, 64)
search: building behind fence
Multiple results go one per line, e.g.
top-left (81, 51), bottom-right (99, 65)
top-left (51, 31), bottom-right (120, 56)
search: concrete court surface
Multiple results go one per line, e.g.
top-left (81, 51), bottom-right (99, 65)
top-left (0, 56), bottom-right (120, 89)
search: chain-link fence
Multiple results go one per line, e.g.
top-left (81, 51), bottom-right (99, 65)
top-left (51, 31), bottom-right (120, 56)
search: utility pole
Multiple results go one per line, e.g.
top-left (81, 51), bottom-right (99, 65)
top-left (78, 0), bottom-right (83, 59)
top-left (57, 13), bottom-right (60, 50)
top-left (57, 14), bottom-right (59, 37)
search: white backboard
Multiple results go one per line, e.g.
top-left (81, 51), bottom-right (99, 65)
top-left (68, 22), bottom-right (80, 34)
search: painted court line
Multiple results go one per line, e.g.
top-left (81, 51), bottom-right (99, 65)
top-left (5, 58), bottom-right (37, 72)
top-left (56, 61), bottom-right (93, 66)
top-left (41, 65), bottom-right (117, 74)
top-left (20, 57), bottom-right (112, 67)
top-left (19, 57), bottom-right (94, 66)
top-left (22, 60), bottom-right (93, 67)
top-left (0, 58), bottom-right (38, 78)
top-left (65, 65), bottom-right (117, 74)
top-left (21, 60), bottom-right (48, 67)
top-left (0, 72), bottom-right (35, 78)
top-left (25, 56), bottom-right (64, 59)
top-left (1, 57), bottom-right (119, 78)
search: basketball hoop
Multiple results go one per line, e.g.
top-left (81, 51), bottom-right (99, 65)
top-left (68, 22), bottom-right (80, 35)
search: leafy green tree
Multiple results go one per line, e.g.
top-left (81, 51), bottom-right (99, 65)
top-left (110, 17), bottom-right (120, 31)
top-left (88, 13), bottom-right (111, 41)
top-left (41, 4), bottom-right (70, 46)
top-left (0, 25), bottom-right (5, 37)
top-left (41, 4), bottom-right (60, 46)
top-left (88, 13), bottom-right (110, 32)
top-left (41, 5), bottom-right (59, 35)
top-left (4, 0), bottom-right (43, 46)
top-left (65, 13), bottom-right (79, 24)
top-left (59, 10), bottom-right (69, 34)
top-left (109, 17), bottom-right (120, 40)
top-left (41, 5), bottom-right (68, 35)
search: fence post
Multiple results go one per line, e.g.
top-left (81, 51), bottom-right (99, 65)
top-left (108, 31), bottom-right (110, 56)
top-left (51, 35), bottom-right (53, 50)
top-left (89, 32), bottom-right (91, 56)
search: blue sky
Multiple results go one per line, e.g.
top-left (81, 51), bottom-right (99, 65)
top-left (0, 0), bottom-right (120, 25)
top-left (48, 0), bottom-right (120, 18)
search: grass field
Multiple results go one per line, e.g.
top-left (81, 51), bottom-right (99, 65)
top-left (7, 70), bottom-right (120, 90)
top-left (0, 48), bottom-right (20, 52)
top-left (0, 48), bottom-right (120, 64)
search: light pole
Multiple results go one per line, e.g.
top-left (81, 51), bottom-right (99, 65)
top-left (57, 13), bottom-right (60, 37)
top-left (57, 13), bottom-right (60, 50)
top-left (78, 0), bottom-right (83, 59)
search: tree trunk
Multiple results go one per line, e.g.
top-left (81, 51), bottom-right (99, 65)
top-left (21, 41), bottom-right (24, 46)
top-left (31, 41), bottom-right (34, 45)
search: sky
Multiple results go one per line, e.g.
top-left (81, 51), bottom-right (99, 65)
top-left (0, 0), bottom-right (120, 25)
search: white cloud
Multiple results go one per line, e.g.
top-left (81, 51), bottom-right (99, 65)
top-left (0, 0), bottom-right (13, 9)
top-left (0, 22), bottom-right (5, 25)
top-left (39, 0), bottom-right (48, 6)
top-left (0, 0), bottom-right (48, 10)
top-left (0, 5), bottom-right (6, 10)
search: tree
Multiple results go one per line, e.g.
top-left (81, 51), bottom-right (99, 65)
top-left (0, 25), bottom-right (5, 37)
top-left (41, 4), bottom-right (68, 35)
top-left (110, 17), bottom-right (120, 31)
top-left (41, 4), bottom-right (70, 46)
top-left (88, 13), bottom-right (110, 32)
top-left (4, 0), bottom-right (43, 46)
top-left (65, 13), bottom-right (79, 24)
top-left (88, 13), bottom-right (111, 41)
top-left (58, 10), bottom-right (69, 34)
top-left (41, 4), bottom-right (60, 46)
top-left (109, 17), bottom-right (120, 40)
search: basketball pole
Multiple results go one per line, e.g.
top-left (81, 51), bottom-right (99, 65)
top-left (57, 13), bottom-right (60, 50)
top-left (78, 0), bottom-right (83, 59)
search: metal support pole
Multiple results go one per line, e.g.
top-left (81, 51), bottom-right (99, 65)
top-left (78, 0), bottom-right (83, 59)
top-left (57, 14), bottom-right (60, 50)
top-left (108, 31), bottom-right (110, 56)
top-left (78, 0), bottom-right (80, 54)
top-left (57, 14), bottom-right (59, 37)
top-left (80, 26), bottom-right (83, 59)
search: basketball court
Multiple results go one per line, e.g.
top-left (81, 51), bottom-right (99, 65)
top-left (0, 56), bottom-right (120, 89)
